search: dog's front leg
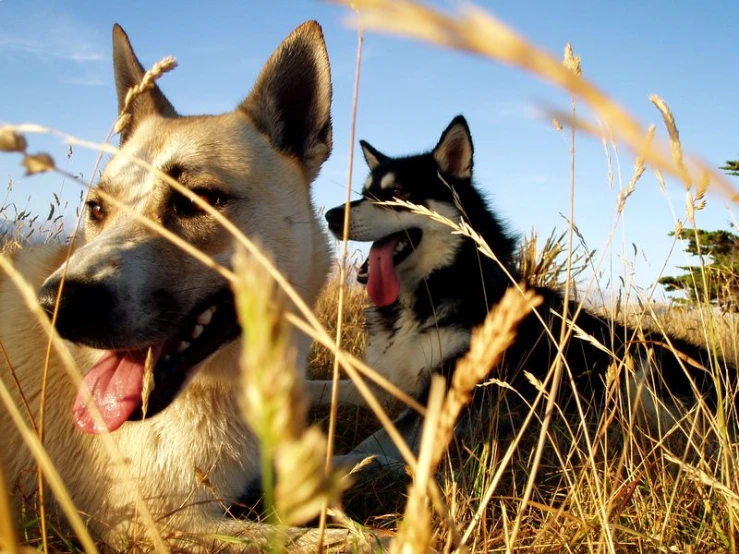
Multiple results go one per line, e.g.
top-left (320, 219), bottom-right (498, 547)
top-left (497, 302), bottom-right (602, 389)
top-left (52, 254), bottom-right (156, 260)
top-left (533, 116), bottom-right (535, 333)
top-left (305, 378), bottom-right (370, 408)
top-left (332, 405), bottom-right (424, 482)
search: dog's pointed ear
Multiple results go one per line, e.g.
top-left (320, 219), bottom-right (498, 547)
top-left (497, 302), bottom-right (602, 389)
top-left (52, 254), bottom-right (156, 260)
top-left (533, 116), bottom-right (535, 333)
top-left (239, 21), bottom-right (333, 183)
top-left (360, 140), bottom-right (389, 171)
top-left (432, 115), bottom-right (473, 179)
top-left (112, 24), bottom-right (177, 144)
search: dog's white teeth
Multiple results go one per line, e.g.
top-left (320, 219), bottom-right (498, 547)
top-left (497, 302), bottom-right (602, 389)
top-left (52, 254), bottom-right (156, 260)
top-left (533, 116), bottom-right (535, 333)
top-left (394, 240), bottom-right (407, 253)
top-left (191, 324), bottom-right (204, 339)
top-left (197, 306), bottom-right (216, 326)
top-left (177, 341), bottom-right (191, 353)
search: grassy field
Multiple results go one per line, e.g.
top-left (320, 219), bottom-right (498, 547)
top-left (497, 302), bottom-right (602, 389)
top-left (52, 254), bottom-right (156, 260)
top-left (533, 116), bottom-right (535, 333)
top-left (2, 1), bottom-right (739, 552)
top-left (305, 241), bottom-right (739, 553)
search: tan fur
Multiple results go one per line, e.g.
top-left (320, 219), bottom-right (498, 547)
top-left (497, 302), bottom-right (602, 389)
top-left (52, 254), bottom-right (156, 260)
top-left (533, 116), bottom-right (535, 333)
top-left (0, 23), bottom-right (384, 552)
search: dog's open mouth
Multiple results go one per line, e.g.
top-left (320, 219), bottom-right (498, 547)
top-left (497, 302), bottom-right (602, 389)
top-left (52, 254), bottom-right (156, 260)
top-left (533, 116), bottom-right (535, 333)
top-left (359, 228), bottom-right (422, 307)
top-left (73, 289), bottom-right (240, 434)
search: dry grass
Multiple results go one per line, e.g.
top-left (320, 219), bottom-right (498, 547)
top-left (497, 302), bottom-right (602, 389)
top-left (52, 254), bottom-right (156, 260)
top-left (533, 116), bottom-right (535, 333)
top-left (3, 1), bottom-right (739, 553)
top-left (308, 263), bottom-right (369, 380)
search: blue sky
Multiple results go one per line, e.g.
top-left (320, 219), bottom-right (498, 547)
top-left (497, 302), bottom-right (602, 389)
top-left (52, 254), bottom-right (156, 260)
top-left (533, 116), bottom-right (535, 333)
top-left (1, 0), bottom-right (737, 303)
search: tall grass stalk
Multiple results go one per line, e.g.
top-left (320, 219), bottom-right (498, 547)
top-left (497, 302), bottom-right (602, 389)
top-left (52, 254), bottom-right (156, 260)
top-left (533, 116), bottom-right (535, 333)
top-left (0, 458), bottom-right (17, 552)
top-left (234, 246), bottom-right (348, 550)
top-left (319, 18), bottom-right (365, 551)
top-left (507, 43), bottom-right (584, 550)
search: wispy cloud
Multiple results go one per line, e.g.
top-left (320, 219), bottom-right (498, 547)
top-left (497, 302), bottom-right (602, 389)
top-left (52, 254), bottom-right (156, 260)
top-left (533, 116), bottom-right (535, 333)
top-left (0, 13), bottom-right (106, 84)
top-left (0, 32), bottom-right (104, 62)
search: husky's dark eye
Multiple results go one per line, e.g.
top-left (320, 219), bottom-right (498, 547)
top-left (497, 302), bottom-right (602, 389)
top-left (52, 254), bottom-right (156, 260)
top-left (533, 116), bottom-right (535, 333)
top-left (86, 200), bottom-right (105, 222)
top-left (173, 188), bottom-right (228, 217)
top-left (390, 186), bottom-right (407, 199)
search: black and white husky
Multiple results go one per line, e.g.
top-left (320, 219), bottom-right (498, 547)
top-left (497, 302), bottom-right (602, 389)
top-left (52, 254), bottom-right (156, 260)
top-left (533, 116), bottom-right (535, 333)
top-left (326, 115), bottom-right (727, 460)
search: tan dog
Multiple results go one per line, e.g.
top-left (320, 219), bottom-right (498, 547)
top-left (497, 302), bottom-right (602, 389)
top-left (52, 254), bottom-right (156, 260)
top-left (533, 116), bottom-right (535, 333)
top-left (0, 23), bottom-right (380, 552)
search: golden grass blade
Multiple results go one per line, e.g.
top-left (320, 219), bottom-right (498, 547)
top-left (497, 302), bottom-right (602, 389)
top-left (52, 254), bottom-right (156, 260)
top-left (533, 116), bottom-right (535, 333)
top-left (433, 288), bottom-right (542, 471)
top-left (0, 378), bottom-right (98, 554)
top-left (391, 375), bottom-right (446, 554)
top-left (320, 21), bottom-right (365, 548)
top-left (0, 463), bottom-right (17, 554)
top-left (114, 56), bottom-right (178, 135)
top-left (663, 452), bottom-right (739, 512)
top-left (336, 0), bottom-right (739, 202)
top-left (233, 246), bottom-right (348, 534)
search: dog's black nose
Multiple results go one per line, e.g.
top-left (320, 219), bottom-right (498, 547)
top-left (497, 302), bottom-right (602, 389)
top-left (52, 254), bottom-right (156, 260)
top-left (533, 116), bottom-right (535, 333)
top-left (38, 278), bottom-right (116, 344)
top-left (324, 205), bottom-right (345, 235)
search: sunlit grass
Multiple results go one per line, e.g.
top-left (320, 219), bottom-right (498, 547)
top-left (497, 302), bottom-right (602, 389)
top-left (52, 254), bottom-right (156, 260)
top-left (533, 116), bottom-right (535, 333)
top-left (2, 1), bottom-right (738, 552)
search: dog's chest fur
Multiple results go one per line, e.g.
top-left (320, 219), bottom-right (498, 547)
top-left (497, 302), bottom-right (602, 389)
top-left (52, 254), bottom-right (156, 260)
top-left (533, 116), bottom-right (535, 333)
top-left (364, 293), bottom-right (470, 398)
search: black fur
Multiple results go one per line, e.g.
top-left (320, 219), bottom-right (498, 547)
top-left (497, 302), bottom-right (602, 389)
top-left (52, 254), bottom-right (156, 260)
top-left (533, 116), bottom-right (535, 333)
top-left (328, 115), bottom-right (729, 426)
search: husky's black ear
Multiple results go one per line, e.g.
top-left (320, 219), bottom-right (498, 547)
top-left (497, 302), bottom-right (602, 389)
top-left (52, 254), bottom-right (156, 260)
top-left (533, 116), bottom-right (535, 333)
top-left (359, 140), bottom-right (389, 171)
top-left (112, 24), bottom-right (177, 145)
top-left (240, 21), bottom-right (333, 183)
top-left (432, 115), bottom-right (473, 179)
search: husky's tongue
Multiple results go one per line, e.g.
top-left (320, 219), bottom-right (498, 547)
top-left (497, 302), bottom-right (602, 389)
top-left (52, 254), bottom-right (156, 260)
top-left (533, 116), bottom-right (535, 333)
top-left (367, 236), bottom-right (401, 307)
top-left (73, 346), bottom-right (163, 434)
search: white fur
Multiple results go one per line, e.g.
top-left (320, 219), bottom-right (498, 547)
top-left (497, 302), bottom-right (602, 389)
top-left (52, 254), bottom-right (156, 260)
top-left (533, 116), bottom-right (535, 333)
top-left (365, 308), bottom-right (470, 399)
top-left (379, 172), bottom-right (396, 190)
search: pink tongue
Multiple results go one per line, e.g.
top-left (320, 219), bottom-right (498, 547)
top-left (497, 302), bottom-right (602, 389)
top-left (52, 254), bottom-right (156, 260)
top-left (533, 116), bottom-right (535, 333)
top-left (73, 346), bottom-right (163, 434)
top-left (367, 237), bottom-right (401, 307)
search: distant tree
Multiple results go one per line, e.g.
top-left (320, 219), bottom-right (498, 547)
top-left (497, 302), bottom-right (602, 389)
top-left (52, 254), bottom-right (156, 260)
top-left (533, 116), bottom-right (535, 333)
top-left (659, 228), bottom-right (739, 310)
top-left (721, 156), bottom-right (739, 176)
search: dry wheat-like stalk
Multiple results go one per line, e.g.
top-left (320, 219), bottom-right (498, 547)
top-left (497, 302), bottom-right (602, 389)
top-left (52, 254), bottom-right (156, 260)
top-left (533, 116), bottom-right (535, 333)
top-left (391, 376), bottom-right (446, 554)
top-left (617, 124), bottom-right (654, 215)
top-left (318, 22), bottom-right (366, 548)
top-left (235, 245), bottom-right (306, 442)
top-left (376, 199), bottom-right (505, 269)
top-left (233, 246), bottom-right (348, 530)
top-left (649, 95), bottom-right (691, 190)
top-left (0, 129), bottom-right (28, 153)
top-left (114, 56), bottom-right (178, 135)
top-left (432, 288), bottom-right (542, 470)
top-left (337, 0), bottom-right (739, 202)
top-left (0, 456), bottom-right (17, 552)
top-left (563, 43), bottom-right (581, 77)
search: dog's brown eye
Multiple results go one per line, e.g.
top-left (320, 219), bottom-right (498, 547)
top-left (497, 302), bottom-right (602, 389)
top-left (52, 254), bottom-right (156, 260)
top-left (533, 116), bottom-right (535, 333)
top-left (173, 188), bottom-right (228, 217)
top-left (87, 201), bottom-right (105, 222)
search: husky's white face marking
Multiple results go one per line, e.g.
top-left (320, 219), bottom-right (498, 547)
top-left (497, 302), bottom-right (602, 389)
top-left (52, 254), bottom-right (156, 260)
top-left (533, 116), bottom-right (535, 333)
top-left (401, 199), bottom-right (464, 282)
top-left (379, 172), bottom-right (396, 190)
top-left (344, 196), bottom-right (464, 287)
top-left (365, 307), bottom-right (470, 398)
